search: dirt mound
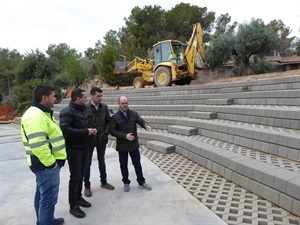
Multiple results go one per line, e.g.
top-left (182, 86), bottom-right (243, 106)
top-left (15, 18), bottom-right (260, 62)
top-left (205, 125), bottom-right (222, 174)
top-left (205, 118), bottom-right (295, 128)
top-left (194, 70), bottom-right (300, 85)
top-left (0, 104), bottom-right (15, 123)
top-left (105, 69), bottom-right (300, 90)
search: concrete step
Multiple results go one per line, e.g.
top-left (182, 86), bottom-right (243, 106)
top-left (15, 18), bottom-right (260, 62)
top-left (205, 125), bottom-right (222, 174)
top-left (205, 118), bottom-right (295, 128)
top-left (137, 130), bottom-right (300, 217)
top-left (204, 98), bottom-right (234, 105)
top-left (188, 111), bottom-right (217, 119)
top-left (143, 116), bottom-right (300, 161)
top-left (168, 125), bottom-right (198, 136)
top-left (103, 89), bottom-right (300, 106)
top-left (146, 140), bottom-right (175, 154)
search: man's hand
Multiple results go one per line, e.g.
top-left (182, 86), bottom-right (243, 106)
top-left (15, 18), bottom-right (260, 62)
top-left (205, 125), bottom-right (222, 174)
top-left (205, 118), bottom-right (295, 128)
top-left (88, 128), bottom-right (97, 135)
top-left (126, 133), bottom-right (135, 141)
top-left (145, 124), bottom-right (152, 132)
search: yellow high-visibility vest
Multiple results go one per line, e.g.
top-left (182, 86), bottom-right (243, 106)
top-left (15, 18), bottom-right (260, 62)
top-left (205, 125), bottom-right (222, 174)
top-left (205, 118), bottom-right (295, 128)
top-left (21, 106), bottom-right (66, 168)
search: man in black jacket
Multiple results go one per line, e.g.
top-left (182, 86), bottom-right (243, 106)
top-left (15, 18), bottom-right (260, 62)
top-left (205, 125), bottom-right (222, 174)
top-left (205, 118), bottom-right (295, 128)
top-left (59, 89), bottom-right (97, 218)
top-left (110, 95), bottom-right (152, 192)
top-left (84, 87), bottom-right (114, 198)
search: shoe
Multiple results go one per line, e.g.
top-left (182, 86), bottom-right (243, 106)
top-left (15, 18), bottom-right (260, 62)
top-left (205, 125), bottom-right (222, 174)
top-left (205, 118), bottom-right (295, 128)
top-left (54, 217), bottom-right (64, 225)
top-left (69, 206), bottom-right (86, 218)
top-left (78, 197), bottom-right (92, 208)
top-left (101, 182), bottom-right (115, 190)
top-left (84, 187), bottom-right (92, 197)
top-left (139, 183), bottom-right (152, 190)
top-left (124, 184), bottom-right (130, 192)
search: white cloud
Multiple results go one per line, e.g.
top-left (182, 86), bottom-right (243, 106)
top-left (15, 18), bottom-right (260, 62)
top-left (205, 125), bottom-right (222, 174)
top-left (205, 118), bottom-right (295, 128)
top-left (1, 0), bottom-right (299, 55)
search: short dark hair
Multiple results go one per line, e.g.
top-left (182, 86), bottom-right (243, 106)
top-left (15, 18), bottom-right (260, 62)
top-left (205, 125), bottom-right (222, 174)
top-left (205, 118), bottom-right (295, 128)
top-left (71, 88), bottom-right (85, 101)
top-left (90, 87), bottom-right (103, 95)
top-left (33, 85), bottom-right (54, 102)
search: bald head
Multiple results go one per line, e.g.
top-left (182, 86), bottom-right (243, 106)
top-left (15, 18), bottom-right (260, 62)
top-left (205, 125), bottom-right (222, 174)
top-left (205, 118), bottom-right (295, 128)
top-left (118, 95), bottom-right (129, 111)
top-left (118, 95), bottom-right (128, 103)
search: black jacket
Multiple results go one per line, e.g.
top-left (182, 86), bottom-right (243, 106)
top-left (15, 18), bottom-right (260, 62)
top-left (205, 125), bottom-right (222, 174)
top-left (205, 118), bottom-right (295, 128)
top-left (59, 101), bottom-right (90, 150)
top-left (109, 108), bottom-right (147, 152)
top-left (86, 101), bottom-right (110, 147)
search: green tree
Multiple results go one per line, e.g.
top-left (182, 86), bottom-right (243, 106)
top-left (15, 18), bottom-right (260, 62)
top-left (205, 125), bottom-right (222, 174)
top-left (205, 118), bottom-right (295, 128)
top-left (53, 72), bottom-right (70, 91)
top-left (11, 78), bottom-right (45, 111)
top-left (0, 48), bottom-right (22, 98)
top-left (122, 5), bottom-right (166, 53)
top-left (205, 32), bottom-right (235, 70)
top-left (16, 49), bottom-right (50, 84)
top-left (13, 49), bottom-right (62, 109)
top-left (46, 43), bottom-right (78, 73)
top-left (65, 54), bottom-right (85, 88)
top-left (205, 13), bottom-right (237, 70)
top-left (117, 3), bottom-right (217, 64)
top-left (234, 19), bottom-right (280, 74)
top-left (84, 40), bottom-right (104, 75)
top-left (251, 56), bottom-right (274, 74)
top-left (267, 19), bottom-right (295, 56)
top-left (294, 38), bottom-right (300, 55)
top-left (213, 13), bottom-right (237, 37)
top-left (80, 56), bottom-right (95, 86)
top-left (165, 3), bottom-right (215, 43)
top-left (96, 44), bottom-right (119, 85)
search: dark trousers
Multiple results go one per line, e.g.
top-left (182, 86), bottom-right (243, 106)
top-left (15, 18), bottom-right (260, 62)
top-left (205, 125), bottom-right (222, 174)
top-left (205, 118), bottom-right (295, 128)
top-left (67, 148), bottom-right (88, 208)
top-left (118, 148), bottom-right (145, 185)
top-left (84, 143), bottom-right (107, 188)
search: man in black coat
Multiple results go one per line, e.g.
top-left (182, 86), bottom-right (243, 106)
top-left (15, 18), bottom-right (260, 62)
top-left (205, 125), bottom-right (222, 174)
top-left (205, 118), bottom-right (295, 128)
top-left (59, 88), bottom-right (97, 218)
top-left (109, 95), bottom-right (152, 192)
top-left (84, 87), bottom-right (114, 198)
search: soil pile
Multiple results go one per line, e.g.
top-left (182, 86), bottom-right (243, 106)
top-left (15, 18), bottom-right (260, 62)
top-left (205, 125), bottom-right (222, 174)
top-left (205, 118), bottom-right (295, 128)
top-left (0, 104), bottom-right (15, 123)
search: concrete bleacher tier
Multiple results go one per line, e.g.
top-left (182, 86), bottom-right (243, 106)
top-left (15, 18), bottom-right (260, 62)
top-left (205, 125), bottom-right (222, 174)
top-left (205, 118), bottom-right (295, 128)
top-left (53, 74), bottom-right (300, 218)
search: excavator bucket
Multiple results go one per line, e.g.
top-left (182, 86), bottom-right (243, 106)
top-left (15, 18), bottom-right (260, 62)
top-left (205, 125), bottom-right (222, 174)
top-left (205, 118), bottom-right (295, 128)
top-left (113, 61), bottom-right (129, 74)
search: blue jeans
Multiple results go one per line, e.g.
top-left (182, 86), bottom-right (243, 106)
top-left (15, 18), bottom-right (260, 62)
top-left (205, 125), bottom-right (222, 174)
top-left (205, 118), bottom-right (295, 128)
top-left (84, 144), bottom-right (107, 187)
top-left (118, 148), bottom-right (145, 185)
top-left (34, 165), bottom-right (61, 225)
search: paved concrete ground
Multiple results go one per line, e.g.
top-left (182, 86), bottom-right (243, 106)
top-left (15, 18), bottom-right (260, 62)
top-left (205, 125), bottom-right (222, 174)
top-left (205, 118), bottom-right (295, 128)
top-left (0, 125), bottom-right (227, 225)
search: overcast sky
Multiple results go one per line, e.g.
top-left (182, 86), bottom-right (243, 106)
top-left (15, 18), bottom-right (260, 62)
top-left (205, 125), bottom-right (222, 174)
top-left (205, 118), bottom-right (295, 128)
top-left (1, 0), bottom-right (300, 55)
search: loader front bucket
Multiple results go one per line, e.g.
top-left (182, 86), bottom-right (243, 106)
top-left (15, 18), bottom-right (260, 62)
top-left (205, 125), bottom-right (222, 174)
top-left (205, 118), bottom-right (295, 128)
top-left (113, 61), bottom-right (129, 74)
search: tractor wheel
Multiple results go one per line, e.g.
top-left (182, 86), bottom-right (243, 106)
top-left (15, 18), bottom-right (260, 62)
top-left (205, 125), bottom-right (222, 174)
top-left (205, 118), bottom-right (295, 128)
top-left (154, 67), bottom-right (172, 87)
top-left (174, 79), bottom-right (185, 85)
top-left (133, 77), bottom-right (145, 89)
top-left (185, 77), bottom-right (192, 85)
top-left (174, 77), bottom-right (192, 85)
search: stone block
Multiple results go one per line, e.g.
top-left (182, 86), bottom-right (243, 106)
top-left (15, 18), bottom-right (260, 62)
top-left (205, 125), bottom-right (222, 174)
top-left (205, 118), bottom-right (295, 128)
top-left (292, 199), bottom-right (300, 217)
top-left (286, 176), bottom-right (300, 200)
top-left (279, 193), bottom-right (293, 212)
top-left (168, 125), bottom-right (198, 136)
top-left (188, 111), bottom-right (217, 119)
top-left (146, 140), bottom-right (175, 154)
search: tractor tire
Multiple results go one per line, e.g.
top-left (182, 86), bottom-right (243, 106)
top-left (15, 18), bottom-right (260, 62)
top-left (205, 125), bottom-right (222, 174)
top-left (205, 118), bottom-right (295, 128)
top-left (185, 77), bottom-right (192, 85)
top-left (174, 77), bottom-right (192, 86)
top-left (133, 77), bottom-right (145, 89)
top-left (154, 67), bottom-right (172, 87)
top-left (174, 79), bottom-right (185, 85)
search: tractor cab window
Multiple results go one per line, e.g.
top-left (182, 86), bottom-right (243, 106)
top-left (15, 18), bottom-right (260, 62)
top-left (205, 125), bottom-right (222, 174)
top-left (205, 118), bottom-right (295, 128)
top-left (153, 42), bottom-right (173, 67)
top-left (172, 43), bottom-right (184, 65)
top-left (153, 46), bottom-right (161, 67)
top-left (161, 42), bottom-right (172, 62)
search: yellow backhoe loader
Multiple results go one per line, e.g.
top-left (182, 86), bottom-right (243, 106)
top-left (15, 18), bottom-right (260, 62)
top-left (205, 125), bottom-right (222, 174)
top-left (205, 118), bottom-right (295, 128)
top-left (113, 23), bottom-right (207, 88)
